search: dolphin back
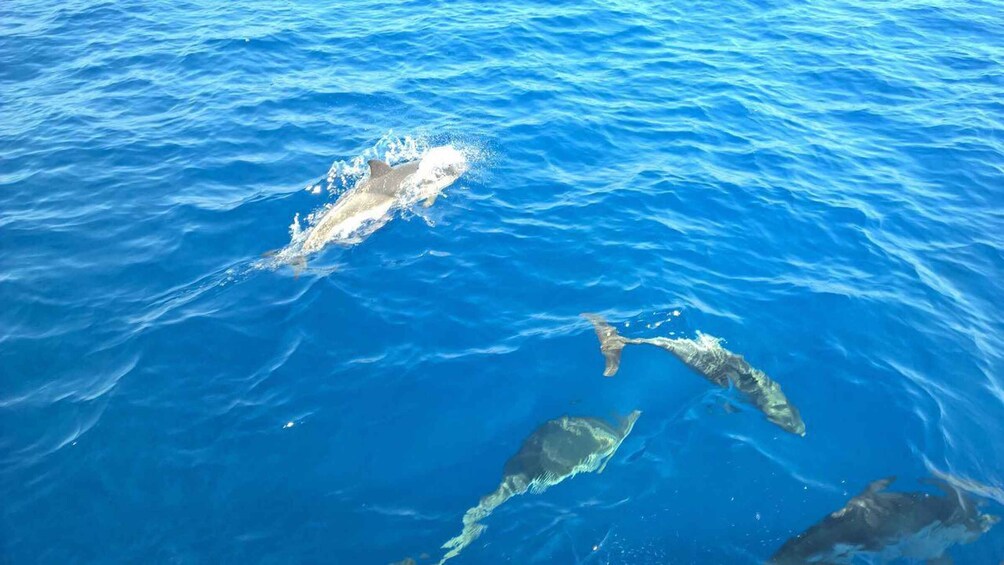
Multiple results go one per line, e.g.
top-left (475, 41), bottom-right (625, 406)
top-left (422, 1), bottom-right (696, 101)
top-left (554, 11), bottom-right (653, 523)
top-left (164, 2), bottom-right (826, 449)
top-left (640, 334), bottom-right (807, 436)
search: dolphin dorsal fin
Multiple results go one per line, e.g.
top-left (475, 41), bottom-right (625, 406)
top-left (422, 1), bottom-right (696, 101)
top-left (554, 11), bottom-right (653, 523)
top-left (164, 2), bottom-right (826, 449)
top-left (368, 159), bottom-right (393, 178)
top-left (832, 477), bottom-right (898, 520)
top-left (860, 477), bottom-right (895, 497)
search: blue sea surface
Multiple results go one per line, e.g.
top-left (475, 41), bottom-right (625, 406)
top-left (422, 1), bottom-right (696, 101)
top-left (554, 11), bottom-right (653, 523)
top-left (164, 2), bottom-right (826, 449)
top-left (2, 0), bottom-right (1003, 563)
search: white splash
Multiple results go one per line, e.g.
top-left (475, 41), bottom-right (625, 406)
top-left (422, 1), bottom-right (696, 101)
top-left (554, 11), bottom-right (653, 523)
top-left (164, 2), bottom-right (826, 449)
top-left (319, 133), bottom-right (431, 197)
top-left (402, 145), bottom-right (470, 207)
top-left (260, 134), bottom-right (479, 272)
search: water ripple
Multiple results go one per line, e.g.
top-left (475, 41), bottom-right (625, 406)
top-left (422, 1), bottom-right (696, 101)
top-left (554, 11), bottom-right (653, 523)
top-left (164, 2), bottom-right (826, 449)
top-left (2, 0), bottom-right (1003, 562)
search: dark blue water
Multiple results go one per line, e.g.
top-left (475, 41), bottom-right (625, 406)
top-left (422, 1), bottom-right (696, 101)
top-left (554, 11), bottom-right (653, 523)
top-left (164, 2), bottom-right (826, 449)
top-left (3, 0), bottom-right (1003, 563)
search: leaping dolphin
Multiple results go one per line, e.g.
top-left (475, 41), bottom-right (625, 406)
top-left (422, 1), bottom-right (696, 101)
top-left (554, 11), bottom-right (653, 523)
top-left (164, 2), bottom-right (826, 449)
top-left (269, 148), bottom-right (467, 274)
top-left (437, 411), bottom-right (641, 564)
top-left (770, 477), bottom-right (999, 564)
top-left (582, 314), bottom-right (805, 436)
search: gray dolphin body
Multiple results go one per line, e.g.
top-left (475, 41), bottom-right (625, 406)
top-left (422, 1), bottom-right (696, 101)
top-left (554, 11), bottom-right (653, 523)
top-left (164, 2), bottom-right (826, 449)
top-left (582, 314), bottom-right (805, 436)
top-left (438, 411), bottom-right (641, 564)
top-left (301, 158), bottom-right (464, 255)
top-left (770, 477), bottom-right (999, 565)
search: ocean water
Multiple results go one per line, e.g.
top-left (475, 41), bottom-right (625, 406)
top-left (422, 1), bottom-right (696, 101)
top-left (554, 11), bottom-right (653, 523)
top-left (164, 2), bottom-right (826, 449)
top-left (2, 0), bottom-right (1003, 563)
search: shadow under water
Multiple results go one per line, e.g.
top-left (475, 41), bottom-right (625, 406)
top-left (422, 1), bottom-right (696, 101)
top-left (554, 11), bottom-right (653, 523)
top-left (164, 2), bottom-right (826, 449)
top-left (770, 477), bottom-right (999, 564)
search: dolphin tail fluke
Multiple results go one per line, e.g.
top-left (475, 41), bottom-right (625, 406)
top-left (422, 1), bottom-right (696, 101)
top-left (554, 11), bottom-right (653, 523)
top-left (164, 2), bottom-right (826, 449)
top-left (581, 313), bottom-right (627, 377)
top-left (437, 522), bottom-right (486, 565)
top-left (261, 249), bottom-right (308, 278)
top-left (438, 480), bottom-right (523, 565)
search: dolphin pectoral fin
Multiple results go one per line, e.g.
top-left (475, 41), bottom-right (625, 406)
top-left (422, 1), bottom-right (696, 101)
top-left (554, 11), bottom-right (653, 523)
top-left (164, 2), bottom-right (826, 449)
top-left (582, 313), bottom-right (627, 377)
top-left (291, 256), bottom-right (307, 279)
top-left (713, 381), bottom-right (743, 414)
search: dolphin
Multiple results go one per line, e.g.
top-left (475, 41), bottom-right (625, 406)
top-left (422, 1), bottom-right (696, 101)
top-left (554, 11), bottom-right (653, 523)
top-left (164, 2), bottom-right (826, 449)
top-left (437, 411), bottom-right (641, 564)
top-left (582, 314), bottom-right (805, 436)
top-left (270, 149), bottom-right (467, 274)
top-left (770, 477), bottom-right (999, 564)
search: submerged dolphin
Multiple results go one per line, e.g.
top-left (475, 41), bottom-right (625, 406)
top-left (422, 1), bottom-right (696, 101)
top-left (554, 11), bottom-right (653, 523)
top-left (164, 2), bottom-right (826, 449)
top-left (438, 411), bottom-right (641, 564)
top-left (582, 314), bottom-right (805, 436)
top-left (270, 150), bottom-right (467, 273)
top-left (770, 477), bottom-right (999, 564)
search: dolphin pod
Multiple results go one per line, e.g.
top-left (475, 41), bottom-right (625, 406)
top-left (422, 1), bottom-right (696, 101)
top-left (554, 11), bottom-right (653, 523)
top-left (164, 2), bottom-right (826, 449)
top-left (770, 477), bottom-right (999, 564)
top-left (267, 144), bottom-right (998, 563)
top-left (582, 313), bottom-right (805, 436)
top-left (436, 411), bottom-right (641, 565)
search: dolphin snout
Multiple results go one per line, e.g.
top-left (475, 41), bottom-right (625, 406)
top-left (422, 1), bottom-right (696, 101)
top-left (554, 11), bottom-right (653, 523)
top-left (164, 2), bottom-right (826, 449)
top-left (788, 416), bottom-right (807, 437)
top-left (769, 408), bottom-right (806, 437)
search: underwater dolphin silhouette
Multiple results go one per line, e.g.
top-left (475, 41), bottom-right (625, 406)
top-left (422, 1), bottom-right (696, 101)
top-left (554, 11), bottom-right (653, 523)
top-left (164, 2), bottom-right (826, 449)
top-left (770, 476), bottom-right (999, 564)
top-left (582, 314), bottom-right (805, 436)
top-left (437, 411), bottom-right (641, 564)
